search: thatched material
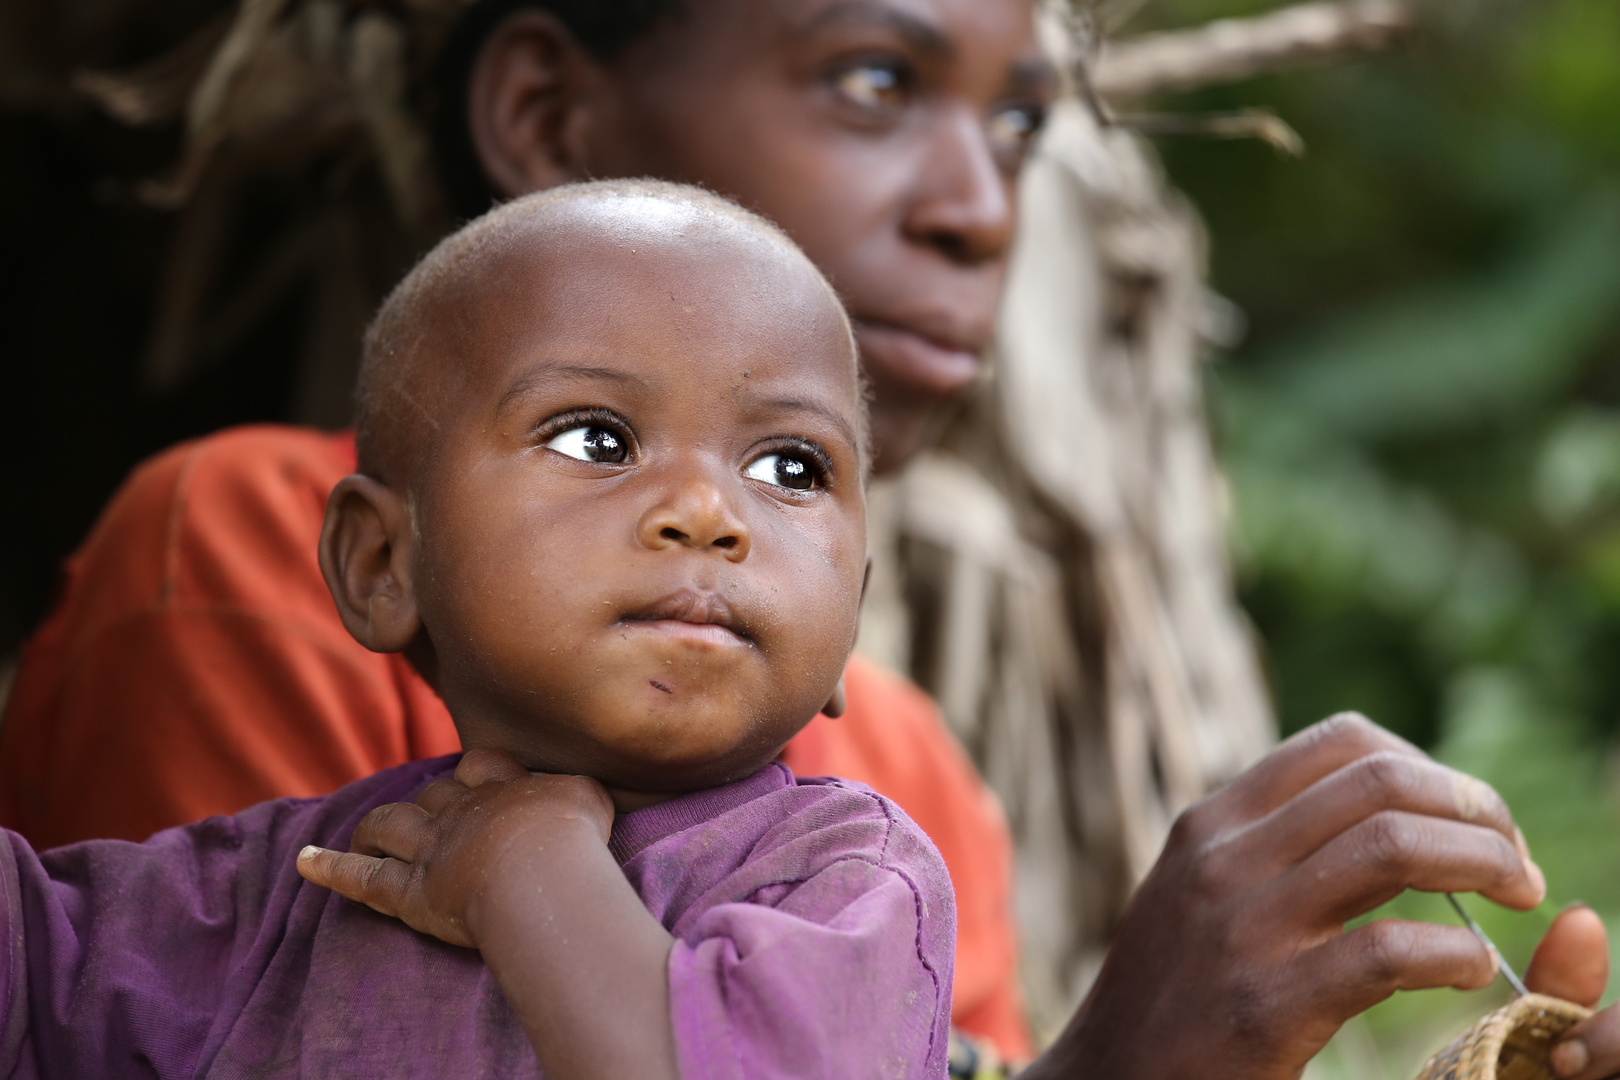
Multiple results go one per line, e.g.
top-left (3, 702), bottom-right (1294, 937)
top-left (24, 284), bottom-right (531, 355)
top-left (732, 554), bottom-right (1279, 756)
top-left (1417, 995), bottom-right (1591, 1080)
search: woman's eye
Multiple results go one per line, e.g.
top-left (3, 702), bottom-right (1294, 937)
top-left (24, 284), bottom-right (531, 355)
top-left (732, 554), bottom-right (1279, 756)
top-left (988, 104), bottom-right (1046, 162)
top-left (833, 61), bottom-right (908, 111)
top-left (546, 425), bottom-right (628, 464)
top-left (745, 453), bottom-right (817, 491)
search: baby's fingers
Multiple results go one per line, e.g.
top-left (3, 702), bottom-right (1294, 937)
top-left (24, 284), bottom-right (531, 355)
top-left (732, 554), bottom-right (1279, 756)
top-left (297, 845), bottom-right (478, 949)
top-left (297, 846), bottom-right (414, 917)
top-left (1551, 1005), bottom-right (1620, 1080)
top-left (415, 777), bottom-right (467, 816)
top-left (350, 800), bottom-right (432, 861)
top-left (456, 748), bottom-right (530, 787)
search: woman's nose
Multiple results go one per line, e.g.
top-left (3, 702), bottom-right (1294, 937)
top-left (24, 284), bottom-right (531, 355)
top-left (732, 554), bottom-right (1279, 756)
top-left (635, 471), bottom-right (751, 562)
top-left (903, 108), bottom-right (1016, 267)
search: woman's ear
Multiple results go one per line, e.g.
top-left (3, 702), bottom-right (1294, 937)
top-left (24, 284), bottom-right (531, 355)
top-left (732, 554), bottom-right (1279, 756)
top-left (319, 475), bottom-right (421, 653)
top-left (467, 11), bottom-right (611, 197)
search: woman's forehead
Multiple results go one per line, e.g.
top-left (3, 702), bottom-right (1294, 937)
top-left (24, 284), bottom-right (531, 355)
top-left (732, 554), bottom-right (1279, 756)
top-left (659, 0), bottom-right (1044, 66)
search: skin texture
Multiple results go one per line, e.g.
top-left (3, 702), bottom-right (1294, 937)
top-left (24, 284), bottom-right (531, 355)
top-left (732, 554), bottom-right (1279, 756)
top-left (303, 189), bottom-right (867, 1080)
top-left (467, 0), bottom-right (1057, 473)
top-left (308, 2), bottom-right (1620, 1076)
top-left (1022, 715), bottom-right (1552, 1079)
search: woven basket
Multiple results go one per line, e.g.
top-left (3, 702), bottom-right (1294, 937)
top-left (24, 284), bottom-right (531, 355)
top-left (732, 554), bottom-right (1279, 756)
top-left (1416, 995), bottom-right (1592, 1080)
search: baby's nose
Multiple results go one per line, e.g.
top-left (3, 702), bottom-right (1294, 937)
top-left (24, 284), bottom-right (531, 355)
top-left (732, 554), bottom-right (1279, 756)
top-left (636, 477), bottom-right (751, 561)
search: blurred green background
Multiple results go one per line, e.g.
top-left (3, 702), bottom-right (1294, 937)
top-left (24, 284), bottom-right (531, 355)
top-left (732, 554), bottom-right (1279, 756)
top-left (1126, 0), bottom-right (1620, 1073)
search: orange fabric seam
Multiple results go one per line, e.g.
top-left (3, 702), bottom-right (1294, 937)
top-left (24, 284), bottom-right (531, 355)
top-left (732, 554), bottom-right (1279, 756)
top-left (158, 440), bottom-right (210, 607)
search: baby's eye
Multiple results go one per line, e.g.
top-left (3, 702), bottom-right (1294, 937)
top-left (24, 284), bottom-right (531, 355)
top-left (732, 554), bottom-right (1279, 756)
top-left (832, 59), bottom-right (910, 111)
top-left (988, 103), bottom-right (1046, 166)
top-left (547, 425), bottom-right (629, 464)
top-left (744, 453), bottom-right (817, 491)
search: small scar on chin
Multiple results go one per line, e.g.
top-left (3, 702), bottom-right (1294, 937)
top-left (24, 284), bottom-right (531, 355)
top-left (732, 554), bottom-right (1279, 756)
top-left (650, 680), bottom-right (674, 694)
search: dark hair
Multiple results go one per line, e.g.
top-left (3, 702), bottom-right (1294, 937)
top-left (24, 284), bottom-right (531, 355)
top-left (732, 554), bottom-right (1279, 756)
top-left (431, 0), bottom-right (679, 221)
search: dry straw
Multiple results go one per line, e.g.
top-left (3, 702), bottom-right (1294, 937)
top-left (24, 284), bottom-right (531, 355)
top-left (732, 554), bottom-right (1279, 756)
top-left (1416, 994), bottom-right (1591, 1080)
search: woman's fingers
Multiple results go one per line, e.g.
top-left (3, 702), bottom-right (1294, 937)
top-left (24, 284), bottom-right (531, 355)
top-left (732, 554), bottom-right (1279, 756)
top-left (456, 748), bottom-right (530, 787)
top-left (349, 800), bottom-right (432, 861)
top-left (1281, 811), bottom-right (1544, 924)
top-left (297, 845), bottom-right (415, 917)
top-left (1204, 713), bottom-right (1425, 823)
top-left (1551, 1005), bottom-right (1620, 1080)
top-left (1287, 920), bottom-right (1497, 1024)
top-left (1528, 904), bottom-right (1610, 1008)
top-left (1248, 751), bottom-right (1521, 870)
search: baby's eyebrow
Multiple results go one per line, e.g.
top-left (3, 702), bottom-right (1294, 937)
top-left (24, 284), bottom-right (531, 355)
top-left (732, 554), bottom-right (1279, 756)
top-left (754, 397), bottom-right (859, 448)
top-left (496, 363), bottom-right (647, 414)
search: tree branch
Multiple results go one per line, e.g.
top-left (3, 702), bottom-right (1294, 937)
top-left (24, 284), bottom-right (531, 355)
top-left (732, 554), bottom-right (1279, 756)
top-left (1091, 0), bottom-right (1412, 101)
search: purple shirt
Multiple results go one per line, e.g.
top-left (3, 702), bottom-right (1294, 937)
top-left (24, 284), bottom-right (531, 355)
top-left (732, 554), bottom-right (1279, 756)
top-left (0, 759), bottom-right (954, 1079)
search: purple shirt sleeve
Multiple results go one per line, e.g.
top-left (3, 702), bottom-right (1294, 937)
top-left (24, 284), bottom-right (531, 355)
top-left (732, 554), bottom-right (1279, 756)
top-left (0, 837), bottom-right (30, 1079)
top-left (662, 789), bottom-right (955, 1080)
top-left (0, 761), bottom-right (954, 1080)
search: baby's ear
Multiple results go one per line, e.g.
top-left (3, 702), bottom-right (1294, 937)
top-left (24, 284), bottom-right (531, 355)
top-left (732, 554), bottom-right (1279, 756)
top-left (319, 474), bottom-right (421, 653)
top-left (820, 676), bottom-right (848, 719)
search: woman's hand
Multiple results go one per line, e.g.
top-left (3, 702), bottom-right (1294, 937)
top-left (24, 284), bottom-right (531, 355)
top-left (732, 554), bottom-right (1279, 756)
top-left (1527, 904), bottom-right (1620, 1079)
top-left (1024, 712), bottom-right (1549, 1080)
top-left (297, 748), bottom-right (616, 948)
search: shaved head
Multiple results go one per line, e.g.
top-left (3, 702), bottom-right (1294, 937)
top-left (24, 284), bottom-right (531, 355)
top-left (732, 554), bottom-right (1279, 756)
top-left (355, 179), bottom-right (859, 485)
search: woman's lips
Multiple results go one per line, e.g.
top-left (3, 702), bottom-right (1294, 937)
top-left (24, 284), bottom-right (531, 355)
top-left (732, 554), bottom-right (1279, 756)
top-left (852, 319), bottom-right (984, 397)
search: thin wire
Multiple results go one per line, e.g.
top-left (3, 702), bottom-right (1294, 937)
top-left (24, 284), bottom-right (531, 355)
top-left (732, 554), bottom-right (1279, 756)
top-left (1447, 893), bottom-right (1529, 998)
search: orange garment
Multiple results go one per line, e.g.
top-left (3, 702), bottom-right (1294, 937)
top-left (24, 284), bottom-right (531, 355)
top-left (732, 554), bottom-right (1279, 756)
top-left (0, 424), bottom-right (1030, 1060)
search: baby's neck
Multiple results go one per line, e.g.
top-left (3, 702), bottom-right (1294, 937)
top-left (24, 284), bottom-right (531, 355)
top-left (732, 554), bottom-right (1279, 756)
top-left (605, 786), bottom-right (684, 815)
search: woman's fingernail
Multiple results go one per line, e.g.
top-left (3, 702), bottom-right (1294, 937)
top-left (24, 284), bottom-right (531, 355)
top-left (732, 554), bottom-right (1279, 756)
top-left (1552, 1038), bottom-right (1589, 1077)
top-left (1527, 857), bottom-right (1548, 903)
top-left (298, 845), bottom-right (323, 862)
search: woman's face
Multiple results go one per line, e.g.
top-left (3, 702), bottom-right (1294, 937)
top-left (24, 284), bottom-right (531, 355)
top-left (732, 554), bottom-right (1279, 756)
top-left (477, 0), bottom-right (1055, 473)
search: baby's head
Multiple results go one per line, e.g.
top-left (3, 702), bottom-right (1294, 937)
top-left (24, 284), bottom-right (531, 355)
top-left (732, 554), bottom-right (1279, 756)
top-left (320, 180), bottom-right (866, 800)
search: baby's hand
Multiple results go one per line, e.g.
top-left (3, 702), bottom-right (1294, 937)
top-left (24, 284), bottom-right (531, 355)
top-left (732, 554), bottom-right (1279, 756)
top-left (297, 748), bottom-right (616, 948)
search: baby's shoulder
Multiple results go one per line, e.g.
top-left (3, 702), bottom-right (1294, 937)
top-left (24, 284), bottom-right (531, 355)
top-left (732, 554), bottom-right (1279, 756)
top-left (765, 773), bottom-right (946, 876)
top-left (622, 766), bottom-right (955, 937)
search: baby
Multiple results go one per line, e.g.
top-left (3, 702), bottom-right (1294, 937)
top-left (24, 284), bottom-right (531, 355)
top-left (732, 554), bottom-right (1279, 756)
top-left (0, 181), bottom-right (950, 1079)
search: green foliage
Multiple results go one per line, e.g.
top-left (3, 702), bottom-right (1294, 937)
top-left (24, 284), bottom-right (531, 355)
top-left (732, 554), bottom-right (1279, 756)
top-left (1124, 0), bottom-right (1620, 1070)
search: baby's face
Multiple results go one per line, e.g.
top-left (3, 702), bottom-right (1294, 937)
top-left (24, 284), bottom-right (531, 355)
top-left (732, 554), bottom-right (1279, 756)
top-left (408, 220), bottom-right (865, 795)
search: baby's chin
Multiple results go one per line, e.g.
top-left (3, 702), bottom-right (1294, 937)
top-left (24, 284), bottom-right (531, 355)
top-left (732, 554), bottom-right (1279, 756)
top-left (578, 702), bottom-right (808, 794)
top-left (489, 679), bottom-right (819, 795)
